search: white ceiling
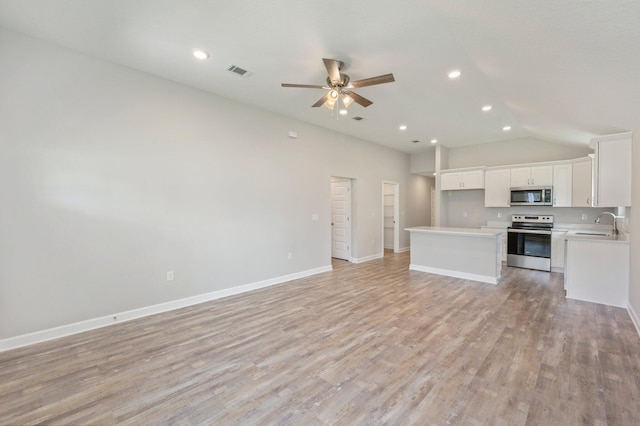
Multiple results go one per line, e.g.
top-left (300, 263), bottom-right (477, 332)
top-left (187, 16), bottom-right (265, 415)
top-left (1, 0), bottom-right (639, 154)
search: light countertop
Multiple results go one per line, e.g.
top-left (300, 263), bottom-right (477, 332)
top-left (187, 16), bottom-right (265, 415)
top-left (405, 226), bottom-right (503, 238)
top-left (564, 230), bottom-right (630, 244)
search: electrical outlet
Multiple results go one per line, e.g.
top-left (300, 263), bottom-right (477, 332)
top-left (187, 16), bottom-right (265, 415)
top-left (497, 212), bottom-right (503, 218)
top-left (166, 271), bottom-right (174, 281)
top-left (581, 213), bottom-right (588, 221)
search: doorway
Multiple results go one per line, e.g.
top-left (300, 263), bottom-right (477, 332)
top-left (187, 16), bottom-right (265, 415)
top-left (382, 181), bottom-right (399, 254)
top-left (331, 177), bottom-right (352, 261)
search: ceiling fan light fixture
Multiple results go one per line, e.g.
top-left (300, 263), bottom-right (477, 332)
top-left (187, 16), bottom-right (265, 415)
top-left (342, 95), bottom-right (354, 108)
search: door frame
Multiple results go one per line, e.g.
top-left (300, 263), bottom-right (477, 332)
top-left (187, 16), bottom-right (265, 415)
top-left (381, 181), bottom-right (400, 254)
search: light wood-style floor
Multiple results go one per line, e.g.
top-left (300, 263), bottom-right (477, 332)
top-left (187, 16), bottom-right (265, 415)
top-left (2, 251), bottom-right (640, 425)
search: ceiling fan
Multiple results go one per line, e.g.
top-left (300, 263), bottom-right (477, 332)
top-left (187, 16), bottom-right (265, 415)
top-left (281, 58), bottom-right (395, 110)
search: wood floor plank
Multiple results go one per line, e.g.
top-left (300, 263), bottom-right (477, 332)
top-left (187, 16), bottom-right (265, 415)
top-left (1, 251), bottom-right (640, 425)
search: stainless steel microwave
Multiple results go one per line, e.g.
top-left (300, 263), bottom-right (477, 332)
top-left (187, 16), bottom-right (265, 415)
top-left (510, 186), bottom-right (553, 206)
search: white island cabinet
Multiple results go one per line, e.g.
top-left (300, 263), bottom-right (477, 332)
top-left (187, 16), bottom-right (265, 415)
top-left (405, 227), bottom-right (502, 284)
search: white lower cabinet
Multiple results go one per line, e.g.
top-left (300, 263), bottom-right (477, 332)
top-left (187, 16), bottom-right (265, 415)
top-left (564, 237), bottom-right (629, 307)
top-left (551, 230), bottom-right (567, 270)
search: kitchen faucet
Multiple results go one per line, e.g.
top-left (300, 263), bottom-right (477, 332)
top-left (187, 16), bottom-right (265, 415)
top-left (595, 212), bottom-right (619, 235)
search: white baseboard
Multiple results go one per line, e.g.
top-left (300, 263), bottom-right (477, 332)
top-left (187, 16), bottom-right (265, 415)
top-left (628, 303), bottom-right (640, 337)
top-left (409, 264), bottom-right (498, 285)
top-left (351, 252), bottom-right (383, 264)
top-left (0, 265), bottom-right (332, 353)
top-left (398, 246), bottom-right (410, 253)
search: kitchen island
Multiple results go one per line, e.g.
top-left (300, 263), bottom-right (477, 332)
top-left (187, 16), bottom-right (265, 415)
top-left (405, 227), bottom-right (503, 284)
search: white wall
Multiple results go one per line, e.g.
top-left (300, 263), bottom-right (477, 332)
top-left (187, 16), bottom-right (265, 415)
top-left (0, 30), bottom-right (425, 339)
top-left (444, 190), bottom-right (613, 228)
top-left (410, 149), bottom-right (436, 174)
top-left (405, 175), bottom-right (432, 228)
top-left (446, 137), bottom-right (593, 169)
top-left (629, 129), bottom-right (640, 327)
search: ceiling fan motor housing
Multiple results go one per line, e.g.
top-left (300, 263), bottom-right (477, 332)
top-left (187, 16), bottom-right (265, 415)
top-left (327, 74), bottom-right (350, 88)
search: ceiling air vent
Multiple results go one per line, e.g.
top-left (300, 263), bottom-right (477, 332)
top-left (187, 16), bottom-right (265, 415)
top-left (352, 116), bottom-right (364, 121)
top-left (226, 65), bottom-right (253, 78)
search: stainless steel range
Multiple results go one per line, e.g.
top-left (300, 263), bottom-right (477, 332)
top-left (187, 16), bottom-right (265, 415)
top-left (507, 214), bottom-right (553, 271)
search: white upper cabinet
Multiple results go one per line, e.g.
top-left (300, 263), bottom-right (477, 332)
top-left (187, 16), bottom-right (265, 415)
top-left (484, 168), bottom-right (511, 207)
top-left (571, 157), bottom-right (593, 207)
top-left (440, 168), bottom-right (484, 190)
top-left (510, 165), bottom-right (553, 187)
top-left (552, 163), bottom-right (572, 207)
top-left (591, 132), bottom-right (632, 207)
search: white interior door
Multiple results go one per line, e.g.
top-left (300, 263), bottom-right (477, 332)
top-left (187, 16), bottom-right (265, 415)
top-left (331, 179), bottom-right (351, 260)
top-left (382, 181), bottom-right (400, 254)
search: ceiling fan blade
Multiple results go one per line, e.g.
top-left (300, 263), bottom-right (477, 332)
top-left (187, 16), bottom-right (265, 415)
top-left (348, 73), bottom-right (395, 88)
top-left (343, 90), bottom-right (373, 108)
top-left (311, 93), bottom-right (330, 107)
top-left (281, 83), bottom-right (327, 89)
top-left (323, 58), bottom-right (343, 85)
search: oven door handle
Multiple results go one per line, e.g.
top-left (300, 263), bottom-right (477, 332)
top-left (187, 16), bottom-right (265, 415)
top-left (507, 228), bottom-right (552, 235)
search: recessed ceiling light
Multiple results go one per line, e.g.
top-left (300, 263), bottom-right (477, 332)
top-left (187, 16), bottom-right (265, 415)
top-left (482, 105), bottom-right (492, 112)
top-left (431, 139), bottom-right (438, 144)
top-left (399, 125), bottom-right (407, 130)
top-left (193, 50), bottom-right (209, 60)
top-left (503, 126), bottom-right (511, 131)
top-left (339, 109), bottom-right (348, 115)
top-left (448, 70), bottom-right (461, 79)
